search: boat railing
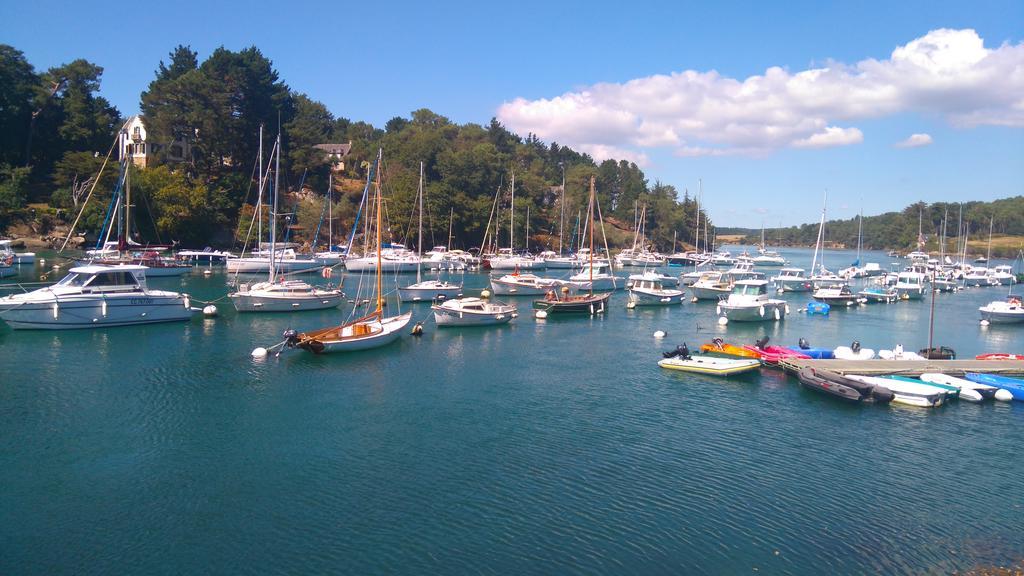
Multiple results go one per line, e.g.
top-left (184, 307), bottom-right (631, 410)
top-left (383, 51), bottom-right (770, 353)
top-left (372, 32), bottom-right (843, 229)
top-left (0, 281), bottom-right (57, 295)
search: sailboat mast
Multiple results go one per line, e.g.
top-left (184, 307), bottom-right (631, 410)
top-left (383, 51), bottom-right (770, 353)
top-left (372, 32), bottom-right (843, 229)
top-left (987, 216), bottom-right (994, 263)
top-left (525, 204), bottom-right (530, 253)
top-left (124, 162), bottom-right (131, 250)
top-left (810, 191), bottom-right (826, 277)
top-left (375, 149), bottom-right (383, 313)
top-left (327, 173), bottom-right (333, 251)
top-left (695, 180), bottom-right (701, 252)
top-left (857, 208), bottom-right (863, 263)
top-left (447, 207), bottom-right (454, 250)
top-left (258, 125), bottom-right (263, 252)
top-left (509, 170), bottom-right (515, 252)
top-left (417, 161), bottom-right (423, 284)
top-left (559, 165), bottom-right (565, 255)
top-left (270, 132), bottom-right (280, 282)
top-left (589, 176), bottom-right (595, 292)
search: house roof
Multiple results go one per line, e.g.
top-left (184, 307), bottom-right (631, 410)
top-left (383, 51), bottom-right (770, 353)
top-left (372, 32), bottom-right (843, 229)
top-left (314, 143), bottom-right (352, 156)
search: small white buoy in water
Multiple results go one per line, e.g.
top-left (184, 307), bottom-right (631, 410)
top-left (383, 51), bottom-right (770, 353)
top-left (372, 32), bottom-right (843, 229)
top-left (480, 289), bottom-right (491, 298)
top-left (718, 316), bottom-right (729, 326)
top-left (535, 310), bottom-right (548, 319)
top-left (251, 347), bottom-right (268, 358)
top-left (691, 296), bottom-right (698, 303)
top-left (203, 269), bottom-right (213, 276)
top-left (203, 304), bottom-right (218, 317)
top-left (980, 319), bottom-right (990, 326)
top-left (653, 330), bottom-right (666, 339)
top-left (626, 300), bottom-right (636, 309)
top-left (411, 322), bottom-right (424, 336)
top-left (52, 264), bottom-right (60, 270)
top-left (39, 258), bottom-right (45, 265)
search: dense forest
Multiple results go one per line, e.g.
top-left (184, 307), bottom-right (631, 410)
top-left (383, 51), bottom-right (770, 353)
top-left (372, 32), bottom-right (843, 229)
top-left (0, 44), bottom-right (710, 253)
top-left (738, 197), bottom-right (1024, 257)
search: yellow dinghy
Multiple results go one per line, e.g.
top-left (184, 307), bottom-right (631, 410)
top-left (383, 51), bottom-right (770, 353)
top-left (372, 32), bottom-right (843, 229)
top-left (658, 354), bottom-right (761, 377)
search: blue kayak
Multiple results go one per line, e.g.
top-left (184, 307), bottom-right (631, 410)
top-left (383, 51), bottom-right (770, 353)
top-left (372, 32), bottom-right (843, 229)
top-left (965, 373), bottom-right (1024, 401)
top-left (789, 346), bottom-right (835, 359)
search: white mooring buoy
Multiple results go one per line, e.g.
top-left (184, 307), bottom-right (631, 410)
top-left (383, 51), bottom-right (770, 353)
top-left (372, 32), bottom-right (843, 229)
top-left (203, 305), bottom-right (218, 317)
top-left (535, 310), bottom-right (548, 319)
top-left (480, 289), bottom-right (492, 299)
top-left (251, 347), bottom-right (268, 359)
top-left (718, 316), bottom-right (729, 326)
top-left (653, 330), bottom-right (666, 339)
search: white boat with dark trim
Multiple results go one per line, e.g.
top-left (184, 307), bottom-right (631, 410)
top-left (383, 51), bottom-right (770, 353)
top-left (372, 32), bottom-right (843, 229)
top-left (628, 275), bottom-right (685, 306)
top-left (771, 267), bottom-right (811, 292)
top-left (490, 272), bottom-right (568, 296)
top-left (717, 279), bottom-right (788, 322)
top-left (177, 248), bottom-right (236, 265)
top-left (432, 297), bottom-right (517, 326)
top-left (0, 264), bottom-right (196, 329)
top-left (979, 295), bottom-right (1024, 324)
top-left (691, 271), bottom-right (732, 300)
top-left (568, 264), bottom-right (620, 291)
top-left (894, 271), bottom-right (927, 300)
top-left (812, 283), bottom-right (861, 306)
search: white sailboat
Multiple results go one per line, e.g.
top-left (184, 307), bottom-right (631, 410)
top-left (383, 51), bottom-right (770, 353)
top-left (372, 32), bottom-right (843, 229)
top-left (399, 162), bottom-right (462, 302)
top-left (228, 128), bottom-right (321, 275)
top-left (231, 131), bottom-right (343, 313)
top-left (488, 170), bottom-right (546, 271)
top-left (285, 150), bottom-right (413, 353)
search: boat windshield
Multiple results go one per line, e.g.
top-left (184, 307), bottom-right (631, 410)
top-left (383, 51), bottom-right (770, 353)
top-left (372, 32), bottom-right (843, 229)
top-left (55, 273), bottom-right (88, 287)
top-left (732, 283), bottom-right (764, 296)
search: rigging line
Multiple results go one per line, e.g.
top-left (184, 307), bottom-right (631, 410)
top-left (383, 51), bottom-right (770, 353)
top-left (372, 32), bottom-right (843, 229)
top-left (60, 132), bottom-right (119, 253)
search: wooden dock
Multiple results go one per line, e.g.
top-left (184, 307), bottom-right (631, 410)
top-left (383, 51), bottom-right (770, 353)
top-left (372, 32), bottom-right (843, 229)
top-left (778, 359), bottom-right (1024, 377)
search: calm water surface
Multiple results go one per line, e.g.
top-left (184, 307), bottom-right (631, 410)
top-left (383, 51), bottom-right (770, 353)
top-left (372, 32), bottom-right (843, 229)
top-left (2, 247), bottom-right (1022, 575)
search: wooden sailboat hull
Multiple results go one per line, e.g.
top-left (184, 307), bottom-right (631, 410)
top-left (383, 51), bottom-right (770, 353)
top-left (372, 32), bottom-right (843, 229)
top-left (296, 312), bottom-right (413, 353)
top-left (532, 292), bottom-right (611, 314)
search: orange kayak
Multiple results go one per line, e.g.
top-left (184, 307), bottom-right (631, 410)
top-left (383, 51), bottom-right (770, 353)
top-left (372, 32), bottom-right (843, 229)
top-left (700, 340), bottom-right (762, 360)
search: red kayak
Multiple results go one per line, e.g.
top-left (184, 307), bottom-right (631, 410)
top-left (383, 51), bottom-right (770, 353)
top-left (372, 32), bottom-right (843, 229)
top-left (975, 353), bottom-right (1024, 361)
top-left (744, 345), bottom-right (810, 364)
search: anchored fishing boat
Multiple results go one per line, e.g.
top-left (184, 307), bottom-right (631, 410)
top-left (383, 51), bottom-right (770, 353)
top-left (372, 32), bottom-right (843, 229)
top-left (717, 279), bottom-right (788, 322)
top-left (432, 297), bottom-right (517, 327)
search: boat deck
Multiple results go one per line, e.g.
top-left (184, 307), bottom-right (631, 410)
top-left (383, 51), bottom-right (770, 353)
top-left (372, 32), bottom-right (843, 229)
top-left (778, 359), bottom-right (1024, 377)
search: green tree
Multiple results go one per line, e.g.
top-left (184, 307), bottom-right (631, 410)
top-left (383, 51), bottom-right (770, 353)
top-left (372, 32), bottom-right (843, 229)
top-left (0, 45), bottom-right (38, 166)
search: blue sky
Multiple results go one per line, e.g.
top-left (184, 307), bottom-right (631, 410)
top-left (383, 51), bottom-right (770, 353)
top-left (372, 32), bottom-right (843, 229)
top-left (3, 0), bottom-right (1022, 227)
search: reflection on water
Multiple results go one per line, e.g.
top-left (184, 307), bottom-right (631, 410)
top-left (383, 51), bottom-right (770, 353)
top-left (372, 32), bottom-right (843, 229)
top-left (0, 246), bottom-right (1022, 574)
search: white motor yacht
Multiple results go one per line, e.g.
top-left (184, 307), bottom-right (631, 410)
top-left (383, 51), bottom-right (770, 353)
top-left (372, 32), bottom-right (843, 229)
top-left (771, 267), bottom-right (811, 292)
top-left (690, 271), bottom-right (732, 300)
top-left (894, 271), bottom-right (928, 300)
top-left (567, 264), bottom-right (620, 292)
top-left (432, 297), bottom-right (517, 326)
top-left (490, 273), bottom-right (567, 296)
top-left (717, 279), bottom-right (788, 322)
top-left (989, 265), bottom-right (1017, 286)
top-left (979, 295), bottom-right (1024, 324)
top-left (231, 279), bottom-right (344, 312)
top-left (0, 265), bottom-right (197, 329)
top-left (627, 275), bottom-right (685, 306)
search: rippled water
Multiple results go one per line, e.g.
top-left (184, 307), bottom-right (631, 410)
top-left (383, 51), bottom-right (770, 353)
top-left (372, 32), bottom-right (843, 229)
top-left (2, 247), bottom-right (1022, 575)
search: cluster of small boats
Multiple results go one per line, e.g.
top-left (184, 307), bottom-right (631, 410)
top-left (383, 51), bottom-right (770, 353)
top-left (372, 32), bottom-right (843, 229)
top-left (656, 336), bottom-right (1024, 408)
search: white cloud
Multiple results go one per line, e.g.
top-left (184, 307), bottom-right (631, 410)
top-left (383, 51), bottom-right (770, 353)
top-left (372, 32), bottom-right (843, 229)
top-left (496, 29), bottom-right (1024, 159)
top-left (895, 133), bottom-right (934, 148)
top-left (792, 126), bottom-right (864, 148)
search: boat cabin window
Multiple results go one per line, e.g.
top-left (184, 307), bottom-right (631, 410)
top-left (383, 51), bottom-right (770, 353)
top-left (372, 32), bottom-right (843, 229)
top-left (85, 271), bottom-right (140, 288)
top-left (56, 273), bottom-right (88, 287)
top-left (732, 283), bottom-right (765, 296)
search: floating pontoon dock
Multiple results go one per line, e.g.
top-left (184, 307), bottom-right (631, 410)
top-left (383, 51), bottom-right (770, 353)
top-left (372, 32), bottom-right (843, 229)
top-left (778, 359), bottom-right (1024, 377)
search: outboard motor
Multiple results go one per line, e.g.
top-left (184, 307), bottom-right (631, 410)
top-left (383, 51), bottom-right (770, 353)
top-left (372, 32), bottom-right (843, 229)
top-left (851, 340), bottom-right (862, 353)
top-left (755, 336), bottom-right (770, 350)
top-left (282, 328), bottom-right (299, 348)
top-left (871, 386), bottom-right (895, 404)
top-left (798, 337), bottom-right (810, 350)
top-left (662, 343), bottom-right (691, 359)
